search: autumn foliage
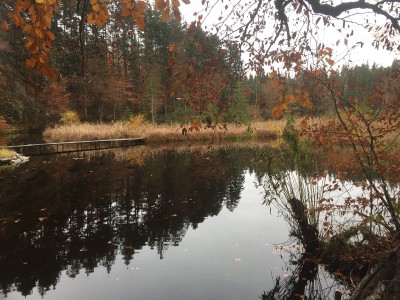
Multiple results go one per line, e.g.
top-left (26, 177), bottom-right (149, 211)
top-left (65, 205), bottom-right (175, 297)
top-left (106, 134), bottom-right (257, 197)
top-left (3, 0), bottom-right (190, 80)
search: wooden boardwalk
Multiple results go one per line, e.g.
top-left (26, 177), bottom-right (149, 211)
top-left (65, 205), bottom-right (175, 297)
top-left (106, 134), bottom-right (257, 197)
top-left (5, 137), bottom-right (145, 156)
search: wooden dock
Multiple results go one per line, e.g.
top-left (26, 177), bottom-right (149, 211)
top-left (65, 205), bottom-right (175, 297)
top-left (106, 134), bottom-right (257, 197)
top-left (5, 137), bottom-right (145, 156)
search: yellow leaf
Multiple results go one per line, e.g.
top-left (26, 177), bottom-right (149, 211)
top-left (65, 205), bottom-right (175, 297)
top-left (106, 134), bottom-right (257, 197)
top-left (35, 0), bottom-right (45, 3)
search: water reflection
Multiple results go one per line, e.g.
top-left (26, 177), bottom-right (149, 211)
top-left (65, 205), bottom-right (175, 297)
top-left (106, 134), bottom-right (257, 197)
top-left (0, 146), bottom-right (351, 300)
top-left (0, 147), bottom-right (275, 298)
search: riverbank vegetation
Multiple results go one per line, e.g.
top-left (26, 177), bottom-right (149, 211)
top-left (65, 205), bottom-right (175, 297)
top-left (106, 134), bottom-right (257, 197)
top-left (0, 148), bottom-right (14, 159)
top-left (43, 118), bottom-right (284, 143)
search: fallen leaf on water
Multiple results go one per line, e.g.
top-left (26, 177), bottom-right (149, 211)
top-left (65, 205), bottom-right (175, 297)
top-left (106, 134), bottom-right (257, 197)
top-left (38, 217), bottom-right (47, 221)
top-left (234, 257), bottom-right (241, 262)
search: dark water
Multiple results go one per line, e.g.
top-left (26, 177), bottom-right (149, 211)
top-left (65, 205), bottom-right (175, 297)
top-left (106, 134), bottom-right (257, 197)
top-left (0, 146), bottom-right (343, 300)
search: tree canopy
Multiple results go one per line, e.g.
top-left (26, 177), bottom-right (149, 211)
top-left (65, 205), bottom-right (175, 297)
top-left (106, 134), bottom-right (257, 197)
top-left (2, 0), bottom-right (399, 79)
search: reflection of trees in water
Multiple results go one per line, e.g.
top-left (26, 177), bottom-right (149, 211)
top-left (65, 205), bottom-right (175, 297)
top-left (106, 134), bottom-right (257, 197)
top-left (0, 148), bottom-right (255, 297)
top-left (259, 149), bottom-right (350, 300)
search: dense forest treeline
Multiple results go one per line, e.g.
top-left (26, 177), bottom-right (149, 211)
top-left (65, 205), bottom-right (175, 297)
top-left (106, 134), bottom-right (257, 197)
top-left (0, 1), bottom-right (399, 128)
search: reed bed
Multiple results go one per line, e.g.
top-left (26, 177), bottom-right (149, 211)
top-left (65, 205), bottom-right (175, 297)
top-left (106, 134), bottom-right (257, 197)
top-left (43, 120), bottom-right (286, 144)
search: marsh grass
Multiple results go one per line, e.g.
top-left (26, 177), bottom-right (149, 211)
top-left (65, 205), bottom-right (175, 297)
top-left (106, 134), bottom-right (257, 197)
top-left (0, 148), bottom-right (15, 159)
top-left (43, 120), bottom-right (286, 143)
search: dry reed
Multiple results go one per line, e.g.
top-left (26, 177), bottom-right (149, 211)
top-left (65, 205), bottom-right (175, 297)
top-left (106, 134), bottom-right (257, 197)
top-left (43, 120), bottom-right (286, 144)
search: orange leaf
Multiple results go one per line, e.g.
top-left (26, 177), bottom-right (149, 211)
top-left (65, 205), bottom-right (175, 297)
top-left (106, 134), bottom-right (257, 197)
top-left (26, 57), bottom-right (36, 68)
top-left (41, 64), bottom-right (56, 81)
top-left (272, 107), bottom-right (283, 118)
top-left (46, 30), bottom-right (55, 41)
top-left (2, 21), bottom-right (10, 31)
top-left (87, 12), bottom-right (97, 24)
top-left (155, 0), bottom-right (167, 10)
top-left (325, 58), bottom-right (334, 66)
top-left (162, 10), bottom-right (170, 22)
top-left (284, 94), bottom-right (295, 102)
top-left (136, 1), bottom-right (146, 13)
top-left (300, 118), bottom-right (308, 129)
top-left (169, 43), bottom-right (175, 52)
top-left (269, 71), bottom-right (277, 79)
top-left (121, 7), bottom-right (131, 17)
top-left (135, 15), bottom-right (145, 30)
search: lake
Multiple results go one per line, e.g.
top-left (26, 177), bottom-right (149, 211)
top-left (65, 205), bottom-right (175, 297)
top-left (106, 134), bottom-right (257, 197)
top-left (0, 145), bottom-right (345, 299)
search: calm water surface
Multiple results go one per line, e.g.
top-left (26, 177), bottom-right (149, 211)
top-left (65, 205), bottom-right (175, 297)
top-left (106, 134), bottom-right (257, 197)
top-left (0, 146), bottom-right (338, 299)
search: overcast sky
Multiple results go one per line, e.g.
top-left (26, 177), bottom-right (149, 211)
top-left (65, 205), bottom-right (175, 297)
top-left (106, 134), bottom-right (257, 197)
top-left (179, 1), bottom-right (399, 68)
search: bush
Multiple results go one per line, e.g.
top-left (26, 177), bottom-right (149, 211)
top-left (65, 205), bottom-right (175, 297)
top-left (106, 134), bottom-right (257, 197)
top-left (0, 148), bottom-right (15, 159)
top-left (60, 111), bottom-right (80, 125)
top-left (126, 114), bottom-right (147, 127)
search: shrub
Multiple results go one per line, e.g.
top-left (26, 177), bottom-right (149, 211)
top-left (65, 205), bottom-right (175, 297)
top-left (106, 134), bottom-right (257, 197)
top-left (0, 148), bottom-right (15, 159)
top-left (126, 114), bottom-right (147, 127)
top-left (60, 111), bottom-right (80, 125)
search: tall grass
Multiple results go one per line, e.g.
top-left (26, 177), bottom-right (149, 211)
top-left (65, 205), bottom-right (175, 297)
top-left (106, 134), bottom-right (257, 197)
top-left (43, 120), bottom-right (286, 143)
top-left (0, 148), bottom-right (15, 159)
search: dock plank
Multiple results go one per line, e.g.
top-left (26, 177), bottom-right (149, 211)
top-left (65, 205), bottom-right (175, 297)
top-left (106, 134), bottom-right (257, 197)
top-left (4, 137), bottom-right (145, 156)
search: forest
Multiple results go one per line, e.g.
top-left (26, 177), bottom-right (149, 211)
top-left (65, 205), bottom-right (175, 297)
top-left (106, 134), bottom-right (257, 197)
top-left (0, 1), bottom-right (399, 129)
